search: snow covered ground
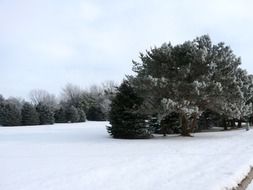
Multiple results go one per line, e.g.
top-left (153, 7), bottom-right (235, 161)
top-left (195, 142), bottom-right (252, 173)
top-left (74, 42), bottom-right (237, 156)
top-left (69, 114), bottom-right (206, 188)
top-left (1, 121), bottom-right (253, 190)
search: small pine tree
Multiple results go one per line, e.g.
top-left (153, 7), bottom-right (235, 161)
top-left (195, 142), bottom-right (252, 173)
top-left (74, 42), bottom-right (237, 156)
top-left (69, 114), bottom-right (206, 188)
top-left (0, 102), bottom-right (22, 126)
top-left (36, 103), bottom-right (55, 125)
top-left (54, 107), bottom-right (67, 123)
top-left (86, 106), bottom-right (105, 121)
top-left (107, 80), bottom-right (152, 139)
top-left (66, 106), bottom-right (80, 123)
top-left (77, 108), bottom-right (86, 122)
top-left (21, 102), bottom-right (40, 125)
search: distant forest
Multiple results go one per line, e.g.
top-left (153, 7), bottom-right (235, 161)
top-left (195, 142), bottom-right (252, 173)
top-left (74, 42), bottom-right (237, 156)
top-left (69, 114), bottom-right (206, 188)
top-left (0, 81), bottom-right (117, 126)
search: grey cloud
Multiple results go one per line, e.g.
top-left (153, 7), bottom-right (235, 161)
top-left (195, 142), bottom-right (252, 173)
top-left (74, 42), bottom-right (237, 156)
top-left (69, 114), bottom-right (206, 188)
top-left (0, 0), bottom-right (253, 98)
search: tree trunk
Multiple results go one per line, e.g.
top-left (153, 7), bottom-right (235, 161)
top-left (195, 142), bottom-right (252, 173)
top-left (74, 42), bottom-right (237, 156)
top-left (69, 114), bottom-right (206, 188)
top-left (204, 116), bottom-right (208, 130)
top-left (238, 120), bottom-right (242, 128)
top-left (190, 113), bottom-right (198, 133)
top-left (223, 117), bottom-right (228, 130)
top-left (161, 124), bottom-right (167, 137)
top-left (157, 114), bottom-right (166, 136)
top-left (180, 113), bottom-right (191, 136)
top-left (231, 119), bottom-right (236, 129)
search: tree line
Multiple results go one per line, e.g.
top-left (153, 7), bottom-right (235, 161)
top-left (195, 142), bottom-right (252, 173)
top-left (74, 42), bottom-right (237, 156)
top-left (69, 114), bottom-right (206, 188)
top-left (0, 81), bottom-right (117, 126)
top-left (107, 35), bottom-right (253, 138)
top-left (1, 35), bottom-right (253, 139)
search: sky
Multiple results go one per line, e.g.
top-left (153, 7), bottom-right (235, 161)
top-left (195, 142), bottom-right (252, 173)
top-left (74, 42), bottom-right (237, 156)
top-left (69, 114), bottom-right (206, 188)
top-left (1, 0), bottom-right (253, 99)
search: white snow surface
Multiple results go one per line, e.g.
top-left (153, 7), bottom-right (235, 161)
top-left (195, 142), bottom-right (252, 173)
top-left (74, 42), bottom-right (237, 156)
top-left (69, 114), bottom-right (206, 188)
top-left (1, 121), bottom-right (253, 190)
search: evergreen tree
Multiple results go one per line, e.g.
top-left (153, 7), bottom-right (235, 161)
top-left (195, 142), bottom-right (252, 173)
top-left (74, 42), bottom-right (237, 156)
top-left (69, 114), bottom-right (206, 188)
top-left (86, 106), bottom-right (105, 121)
top-left (66, 106), bottom-right (80, 123)
top-left (0, 96), bottom-right (4, 125)
top-left (36, 103), bottom-right (55, 125)
top-left (149, 115), bottom-right (160, 134)
top-left (197, 110), bottom-right (219, 130)
top-left (54, 107), bottom-right (67, 123)
top-left (160, 112), bottom-right (180, 135)
top-left (151, 113), bottom-right (180, 135)
top-left (21, 102), bottom-right (40, 125)
top-left (0, 102), bottom-right (21, 126)
top-left (0, 94), bottom-right (4, 103)
top-left (107, 80), bottom-right (152, 139)
top-left (77, 108), bottom-right (86, 122)
top-left (131, 35), bottom-right (251, 135)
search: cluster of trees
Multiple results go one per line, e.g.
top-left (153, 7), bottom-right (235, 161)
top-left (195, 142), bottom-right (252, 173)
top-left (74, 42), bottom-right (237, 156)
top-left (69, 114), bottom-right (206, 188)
top-left (0, 81), bottom-right (117, 126)
top-left (0, 97), bottom-right (54, 126)
top-left (108, 35), bottom-right (253, 138)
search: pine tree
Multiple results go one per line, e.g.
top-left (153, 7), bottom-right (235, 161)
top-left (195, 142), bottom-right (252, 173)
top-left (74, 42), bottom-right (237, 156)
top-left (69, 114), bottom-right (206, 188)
top-left (66, 106), bottom-right (80, 123)
top-left (0, 99), bottom-right (4, 125)
top-left (21, 102), bottom-right (40, 125)
top-left (0, 94), bottom-right (4, 103)
top-left (160, 112), bottom-right (180, 135)
top-left (86, 106), bottom-right (105, 121)
top-left (36, 103), bottom-right (55, 125)
top-left (54, 107), bottom-right (67, 123)
top-left (149, 115), bottom-right (160, 134)
top-left (131, 35), bottom-right (250, 135)
top-left (107, 80), bottom-right (152, 139)
top-left (77, 108), bottom-right (86, 122)
top-left (0, 102), bottom-right (22, 126)
top-left (205, 45), bottom-right (252, 130)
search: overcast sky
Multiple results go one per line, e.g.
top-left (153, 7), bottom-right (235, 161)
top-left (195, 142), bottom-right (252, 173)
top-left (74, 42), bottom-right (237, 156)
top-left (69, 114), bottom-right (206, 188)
top-left (1, 0), bottom-right (253, 98)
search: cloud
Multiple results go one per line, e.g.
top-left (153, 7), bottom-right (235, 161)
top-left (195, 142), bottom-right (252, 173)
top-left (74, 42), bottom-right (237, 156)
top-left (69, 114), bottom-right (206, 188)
top-left (79, 1), bottom-right (101, 21)
top-left (0, 0), bottom-right (253, 98)
top-left (36, 42), bottom-right (76, 61)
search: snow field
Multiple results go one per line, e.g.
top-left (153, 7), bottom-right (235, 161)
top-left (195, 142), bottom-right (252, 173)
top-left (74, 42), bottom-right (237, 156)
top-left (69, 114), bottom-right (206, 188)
top-left (0, 122), bottom-right (253, 190)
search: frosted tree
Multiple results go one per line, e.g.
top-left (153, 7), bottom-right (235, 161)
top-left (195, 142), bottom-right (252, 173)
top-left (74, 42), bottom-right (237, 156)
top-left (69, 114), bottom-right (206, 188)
top-left (36, 103), bottom-right (55, 125)
top-left (204, 43), bottom-right (252, 129)
top-left (54, 107), bottom-right (67, 123)
top-left (66, 105), bottom-right (80, 123)
top-left (0, 102), bottom-right (22, 126)
top-left (0, 95), bottom-right (4, 125)
top-left (131, 35), bottom-right (213, 136)
top-left (0, 96), bottom-right (23, 126)
top-left (86, 106), bottom-right (105, 121)
top-left (6, 97), bottom-right (25, 111)
top-left (0, 94), bottom-right (4, 103)
top-left (87, 81), bottom-right (117, 120)
top-left (107, 80), bottom-right (152, 139)
top-left (233, 69), bottom-right (253, 127)
top-left (30, 89), bottom-right (57, 109)
top-left (61, 83), bottom-right (90, 112)
top-left (131, 35), bottom-right (249, 135)
top-left (21, 102), bottom-right (40, 126)
top-left (77, 108), bottom-right (86, 122)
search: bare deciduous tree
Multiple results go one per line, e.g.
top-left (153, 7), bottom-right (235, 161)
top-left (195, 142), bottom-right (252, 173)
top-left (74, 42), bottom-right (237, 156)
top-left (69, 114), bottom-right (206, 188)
top-left (61, 83), bottom-right (83, 102)
top-left (29, 89), bottom-right (57, 108)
